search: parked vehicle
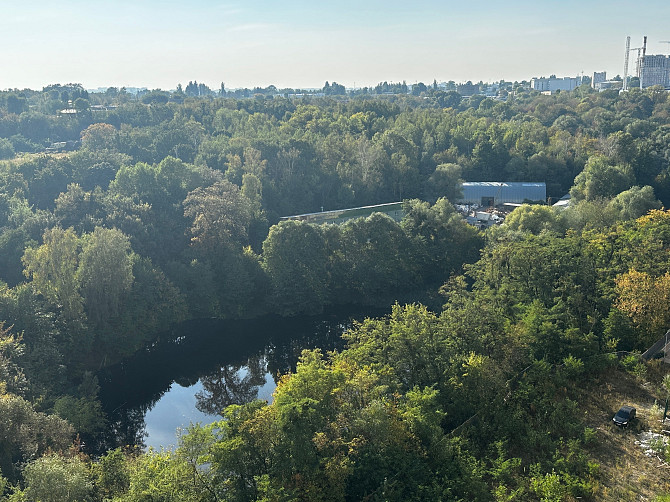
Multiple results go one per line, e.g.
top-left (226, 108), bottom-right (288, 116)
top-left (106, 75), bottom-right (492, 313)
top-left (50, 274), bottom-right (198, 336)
top-left (613, 405), bottom-right (636, 427)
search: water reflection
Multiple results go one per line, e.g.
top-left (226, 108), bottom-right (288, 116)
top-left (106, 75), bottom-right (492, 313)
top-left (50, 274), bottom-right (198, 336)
top-left (96, 308), bottom-right (385, 454)
top-left (195, 356), bottom-right (267, 414)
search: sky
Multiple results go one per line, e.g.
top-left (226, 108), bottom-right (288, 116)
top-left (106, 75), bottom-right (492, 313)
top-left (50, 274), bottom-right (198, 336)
top-left (2, 0), bottom-right (669, 91)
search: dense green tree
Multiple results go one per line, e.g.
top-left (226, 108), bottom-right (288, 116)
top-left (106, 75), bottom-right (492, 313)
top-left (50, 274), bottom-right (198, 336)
top-left (184, 179), bottom-right (254, 253)
top-left (5, 95), bottom-right (27, 115)
top-left (0, 322), bottom-right (27, 397)
top-left (401, 198), bottom-right (483, 280)
top-left (504, 204), bottom-right (566, 235)
top-left (0, 395), bottom-right (73, 481)
top-left (571, 156), bottom-right (635, 201)
top-left (425, 163), bottom-right (463, 202)
top-left (92, 448), bottom-right (130, 500)
top-left (17, 454), bottom-right (93, 502)
top-left (336, 213), bottom-right (415, 302)
top-left (76, 226), bottom-right (134, 329)
top-left (608, 185), bottom-right (661, 220)
top-left (0, 138), bottom-right (14, 160)
top-left (262, 220), bottom-right (330, 315)
top-left (21, 227), bottom-right (83, 322)
top-left (80, 123), bottom-right (118, 152)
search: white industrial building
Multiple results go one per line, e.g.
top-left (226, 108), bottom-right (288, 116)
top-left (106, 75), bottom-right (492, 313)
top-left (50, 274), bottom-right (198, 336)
top-left (530, 77), bottom-right (580, 93)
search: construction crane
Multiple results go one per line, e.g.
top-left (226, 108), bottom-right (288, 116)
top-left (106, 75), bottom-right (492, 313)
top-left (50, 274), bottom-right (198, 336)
top-left (623, 36), bottom-right (631, 91)
top-left (623, 36), bottom-right (647, 91)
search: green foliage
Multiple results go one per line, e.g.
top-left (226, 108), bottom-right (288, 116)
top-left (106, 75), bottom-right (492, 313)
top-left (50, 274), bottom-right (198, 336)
top-left (81, 123), bottom-right (118, 152)
top-left (571, 156), bottom-right (635, 202)
top-left (4, 84), bottom-right (670, 499)
top-left (184, 179), bottom-right (253, 252)
top-left (608, 185), bottom-right (662, 221)
top-left (22, 227), bottom-right (84, 321)
top-left (18, 454), bottom-right (93, 502)
top-left (0, 139), bottom-right (14, 161)
top-left (503, 204), bottom-right (565, 235)
top-left (121, 449), bottom-right (208, 502)
top-left (0, 395), bottom-right (74, 481)
top-left (425, 163), bottom-right (464, 202)
top-left (92, 448), bottom-right (130, 500)
top-left (620, 354), bottom-right (646, 378)
top-left (53, 395), bottom-right (106, 438)
top-left (402, 197), bottom-right (483, 280)
top-left (0, 323), bottom-right (27, 397)
top-left (262, 220), bottom-right (330, 315)
top-left (77, 227), bottom-right (134, 328)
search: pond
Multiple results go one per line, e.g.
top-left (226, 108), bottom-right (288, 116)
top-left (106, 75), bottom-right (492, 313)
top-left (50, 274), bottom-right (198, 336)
top-left (96, 308), bottom-right (386, 453)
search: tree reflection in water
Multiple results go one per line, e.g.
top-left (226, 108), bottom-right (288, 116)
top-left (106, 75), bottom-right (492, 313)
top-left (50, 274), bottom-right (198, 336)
top-left (95, 406), bottom-right (148, 453)
top-left (195, 355), bottom-right (267, 414)
top-left (97, 308), bottom-right (388, 454)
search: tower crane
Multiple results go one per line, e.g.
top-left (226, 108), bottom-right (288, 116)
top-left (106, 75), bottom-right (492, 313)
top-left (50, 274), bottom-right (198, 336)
top-left (623, 36), bottom-right (647, 91)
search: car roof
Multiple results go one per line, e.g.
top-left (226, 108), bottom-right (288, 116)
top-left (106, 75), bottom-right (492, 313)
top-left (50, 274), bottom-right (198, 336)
top-left (618, 405), bottom-right (635, 412)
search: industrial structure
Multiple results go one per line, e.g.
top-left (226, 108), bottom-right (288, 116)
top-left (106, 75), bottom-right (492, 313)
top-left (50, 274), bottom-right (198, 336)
top-left (457, 182), bottom-right (547, 206)
top-left (280, 182), bottom-right (547, 226)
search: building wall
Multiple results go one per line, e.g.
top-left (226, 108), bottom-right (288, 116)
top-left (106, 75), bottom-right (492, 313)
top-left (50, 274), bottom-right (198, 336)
top-left (641, 55), bottom-right (670, 88)
top-left (530, 77), bottom-right (579, 92)
top-left (592, 71), bottom-right (606, 89)
top-left (458, 182), bottom-right (546, 205)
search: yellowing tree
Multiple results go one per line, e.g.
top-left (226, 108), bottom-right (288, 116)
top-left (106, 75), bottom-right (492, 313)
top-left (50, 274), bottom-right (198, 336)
top-left (80, 122), bottom-right (118, 151)
top-left (615, 268), bottom-right (670, 344)
top-left (22, 227), bottom-right (83, 321)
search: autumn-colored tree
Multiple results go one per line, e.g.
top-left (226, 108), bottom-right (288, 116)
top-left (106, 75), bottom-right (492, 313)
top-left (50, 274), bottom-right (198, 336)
top-left (615, 268), bottom-right (670, 345)
top-left (81, 122), bottom-right (118, 151)
top-left (22, 227), bottom-right (83, 321)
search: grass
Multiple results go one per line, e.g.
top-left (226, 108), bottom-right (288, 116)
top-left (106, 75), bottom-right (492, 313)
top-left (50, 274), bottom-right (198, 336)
top-left (577, 362), bottom-right (670, 500)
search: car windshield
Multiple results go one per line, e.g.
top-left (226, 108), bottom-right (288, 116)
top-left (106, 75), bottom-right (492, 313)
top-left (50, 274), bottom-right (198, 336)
top-left (616, 410), bottom-right (630, 419)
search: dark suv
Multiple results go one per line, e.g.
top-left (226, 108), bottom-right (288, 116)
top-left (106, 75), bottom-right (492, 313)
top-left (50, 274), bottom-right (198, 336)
top-left (613, 405), bottom-right (636, 427)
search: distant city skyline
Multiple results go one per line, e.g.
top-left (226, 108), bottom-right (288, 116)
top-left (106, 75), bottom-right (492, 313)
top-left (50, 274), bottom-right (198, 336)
top-left (2, 0), bottom-right (669, 91)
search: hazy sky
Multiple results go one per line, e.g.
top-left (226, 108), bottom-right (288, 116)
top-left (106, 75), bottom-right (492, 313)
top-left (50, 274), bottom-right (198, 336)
top-left (2, 0), bottom-right (669, 91)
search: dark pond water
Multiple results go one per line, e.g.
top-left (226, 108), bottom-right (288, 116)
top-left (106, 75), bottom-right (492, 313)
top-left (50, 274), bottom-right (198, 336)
top-left (96, 308), bottom-right (386, 453)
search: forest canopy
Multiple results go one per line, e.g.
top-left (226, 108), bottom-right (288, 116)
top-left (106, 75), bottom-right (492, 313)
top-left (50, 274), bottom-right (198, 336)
top-left (2, 83), bottom-right (670, 499)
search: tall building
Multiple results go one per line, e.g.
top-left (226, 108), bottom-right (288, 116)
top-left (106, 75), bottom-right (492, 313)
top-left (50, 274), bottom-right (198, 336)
top-left (592, 71), bottom-right (607, 89)
top-left (530, 77), bottom-right (579, 92)
top-left (641, 54), bottom-right (670, 88)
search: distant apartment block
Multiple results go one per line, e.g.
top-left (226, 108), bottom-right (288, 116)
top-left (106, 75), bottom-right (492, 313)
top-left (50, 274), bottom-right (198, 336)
top-left (641, 54), bottom-right (670, 88)
top-left (592, 71), bottom-right (607, 89)
top-left (530, 77), bottom-right (579, 93)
